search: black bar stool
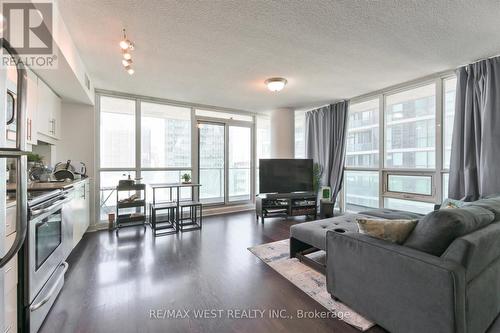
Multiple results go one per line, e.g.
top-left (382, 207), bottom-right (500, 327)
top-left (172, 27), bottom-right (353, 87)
top-left (178, 201), bottom-right (202, 232)
top-left (150, 202), bottom-right (178, 236)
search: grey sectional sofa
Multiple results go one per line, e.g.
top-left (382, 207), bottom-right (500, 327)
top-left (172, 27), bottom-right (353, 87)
top-left (325, 197), bottom-right (500, 333)
top-left (289, 209), bottom-right (422, 259)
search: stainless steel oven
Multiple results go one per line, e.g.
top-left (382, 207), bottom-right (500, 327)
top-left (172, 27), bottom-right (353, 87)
top-left (23, 190), bottom-right (70, 333)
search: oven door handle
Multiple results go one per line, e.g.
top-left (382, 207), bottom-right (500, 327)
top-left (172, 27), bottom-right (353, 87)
top-left (31, 197), bottom-right (71, 217)
top-left (0, 156), bottom-right (28, 268)
top-left (29, 261), bottom-right (69, 312)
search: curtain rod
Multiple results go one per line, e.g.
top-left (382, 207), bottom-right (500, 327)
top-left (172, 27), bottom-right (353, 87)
top-left (458, 53), bottom-right (500, 69)
top-left (302, 100), bottom-right (348, 114)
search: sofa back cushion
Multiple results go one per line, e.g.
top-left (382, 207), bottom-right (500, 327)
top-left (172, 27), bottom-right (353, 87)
top-left (404, 205), bottom-right (495, 256)
top-left (464, 196), bottom-right (500, 221)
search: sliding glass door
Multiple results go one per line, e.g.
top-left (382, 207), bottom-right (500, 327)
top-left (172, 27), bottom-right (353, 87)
top-left (198, 120), bottom-right (253, 205)
top-left (228, 126), bottom-right (251, 202)
top-left (199, 122), bottom-right (225, 204)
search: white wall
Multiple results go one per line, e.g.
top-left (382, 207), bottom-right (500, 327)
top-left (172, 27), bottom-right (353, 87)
top-left (57, 102), bottom-right (96, 224)
top-left (270, 108), bottom-right (295, 158)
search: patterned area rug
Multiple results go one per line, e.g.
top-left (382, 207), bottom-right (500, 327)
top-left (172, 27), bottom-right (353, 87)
top-left (248, 239), bottom-right (375, 331)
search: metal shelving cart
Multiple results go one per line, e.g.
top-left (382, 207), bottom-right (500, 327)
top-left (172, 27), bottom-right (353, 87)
top-left (115, 183), bottom-right (147, 230)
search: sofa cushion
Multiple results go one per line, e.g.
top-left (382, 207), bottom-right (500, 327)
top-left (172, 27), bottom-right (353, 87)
top-left (404, 205), bottom-right (495, 256)
top-left (357, 218), bottom-right (418, 244)
top-left (464, 196), bottom-right (500, 220)
top-left (359, 208), bottom-right (424, 220)
top-left (290, 213), bottom-right (364, 250)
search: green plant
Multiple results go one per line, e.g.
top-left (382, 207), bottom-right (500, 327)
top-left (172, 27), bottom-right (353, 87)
top-left (27, 152), bottom-right (43, 163)
top-left (312, 163), bottom-right (323, 193)
top-left (181, 173), bottom-right (191, 183)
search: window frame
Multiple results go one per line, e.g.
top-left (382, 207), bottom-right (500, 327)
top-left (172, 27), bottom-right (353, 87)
top-left (196, 116), bottom-right (255, 206)
top-left (96, 90), bottom-right (257, 223)
top-left (343, 72), bottom-right (456, 214)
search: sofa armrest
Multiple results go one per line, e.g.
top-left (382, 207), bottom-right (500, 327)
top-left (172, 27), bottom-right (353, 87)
top-left (326, 231), bottom-right (466, 333)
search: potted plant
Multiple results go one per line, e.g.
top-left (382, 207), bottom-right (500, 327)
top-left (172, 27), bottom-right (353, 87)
top-left (181, 173), bottom-right (192, 184)
top-left (27, 152), bottom-right (43, 169)
top-left (312, 163), bottom-right (323, 193)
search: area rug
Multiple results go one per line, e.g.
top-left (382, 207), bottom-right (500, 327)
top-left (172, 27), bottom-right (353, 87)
top-left (248, 239), bottom-right (375, 331)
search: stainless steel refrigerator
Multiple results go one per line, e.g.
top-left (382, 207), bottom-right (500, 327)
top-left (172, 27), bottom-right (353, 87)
top-left (0, 39), bottom-right (28, 333)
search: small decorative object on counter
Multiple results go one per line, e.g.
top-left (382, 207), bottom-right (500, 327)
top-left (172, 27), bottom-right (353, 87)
top-left (118, 173), bottom-right (135, 187)
top-left (181, 173), bottom-right (191, 184)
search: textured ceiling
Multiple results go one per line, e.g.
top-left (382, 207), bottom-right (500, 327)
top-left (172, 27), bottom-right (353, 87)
top-left (56, 0), bottom-right (500, 112)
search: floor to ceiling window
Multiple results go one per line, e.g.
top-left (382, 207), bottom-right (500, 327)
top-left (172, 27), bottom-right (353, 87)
top-left (344, 98), bottom-right (380, 211)
top-left (294, 110), bottom-right (306, 158)
top-left (97, 93), bottom-right (256, 222)
top-left (255, 115), bottom-right (271, 194)
top-left (228, 126), bottom-right (252, 201)
top-left (442, 77), bottom-right (457, 199)
top-left (98, 92), bottom-right (260, 221)
top-left (99, 96), bottom-right (137, 221)
top-left (196, 109), bottom-right (254, 205)
top-left (141, 102), bottom-right (193, 203)
top-left (198, 122), bottom-right (225, 204)
top-left (344, 74), bottom-right (457, 214)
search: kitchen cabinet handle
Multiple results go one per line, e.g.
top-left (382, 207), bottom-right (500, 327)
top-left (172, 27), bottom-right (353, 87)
top-left (49, 119), bottom-right (56, 135)
top-left (29, 118), bottom-right (31, 140)
top-left (30, 261), bottom-right (69, 312)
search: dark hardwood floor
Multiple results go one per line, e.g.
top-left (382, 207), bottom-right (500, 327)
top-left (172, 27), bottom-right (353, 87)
top-left (39, 212), bottom-right (387, 333)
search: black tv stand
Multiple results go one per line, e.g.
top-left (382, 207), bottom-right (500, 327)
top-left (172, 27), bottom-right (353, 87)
top-left (256, 192), bottom-right (317, 223)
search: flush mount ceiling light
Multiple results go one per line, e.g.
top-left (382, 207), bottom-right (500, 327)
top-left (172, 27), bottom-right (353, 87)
top-left (265, 77), bottom-right (287, 92)
top-left (119, 29), bottom-right (135, 75)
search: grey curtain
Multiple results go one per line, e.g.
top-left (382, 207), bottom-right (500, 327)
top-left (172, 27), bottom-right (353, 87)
top-left (449, 56), bottom-right (500, 200)
top-left (305, 101), bottom-right (348, 204)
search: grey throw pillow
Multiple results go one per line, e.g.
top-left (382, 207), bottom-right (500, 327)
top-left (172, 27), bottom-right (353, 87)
top-left (356, 218), bottom-right (418, 244)
top-left (404, 205), bottom-right (495, 256)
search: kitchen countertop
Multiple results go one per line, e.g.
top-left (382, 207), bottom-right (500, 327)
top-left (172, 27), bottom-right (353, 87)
top-left (7, 177), bottom-right (89, 192)
top-left (6, 178), bottom-right (90, 208)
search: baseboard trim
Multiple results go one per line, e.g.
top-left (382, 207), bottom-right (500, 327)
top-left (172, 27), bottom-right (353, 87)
top-left (87, 204), bottom-right (256, 232)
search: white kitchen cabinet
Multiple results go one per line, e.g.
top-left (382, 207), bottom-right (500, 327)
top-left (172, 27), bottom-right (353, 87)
top-left (36, 78), bottom-right (61, 140)
top-left (26, 70), bottom-right (38, 145)
top-left (72, 179), bottom-right (90, 248)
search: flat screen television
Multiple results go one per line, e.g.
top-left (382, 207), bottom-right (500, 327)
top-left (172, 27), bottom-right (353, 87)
top-left (259, 159), bottom-right (313, 194)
